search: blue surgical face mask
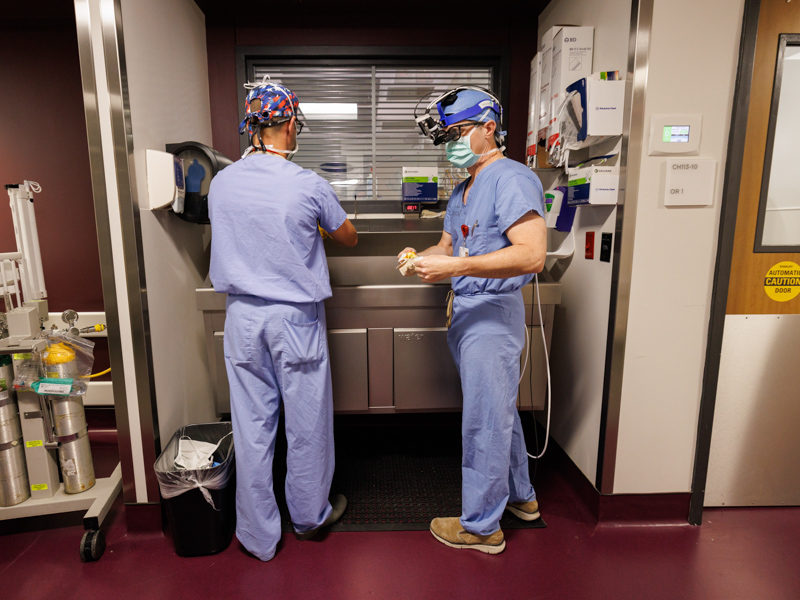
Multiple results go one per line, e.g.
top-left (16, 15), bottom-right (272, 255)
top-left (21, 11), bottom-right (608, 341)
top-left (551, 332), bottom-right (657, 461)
top-left (445, 124), bottom-right (498, 168)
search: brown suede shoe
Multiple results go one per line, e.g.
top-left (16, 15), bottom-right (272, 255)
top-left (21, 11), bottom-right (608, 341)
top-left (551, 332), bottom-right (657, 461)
top-left (506, 499), bottom-right (540, 521)
top-left (429, 517), bottom-right (505, 554)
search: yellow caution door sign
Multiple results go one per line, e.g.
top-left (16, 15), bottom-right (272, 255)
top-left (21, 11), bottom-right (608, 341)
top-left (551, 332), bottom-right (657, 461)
top-left (764, 261), bottom-right (800, 302)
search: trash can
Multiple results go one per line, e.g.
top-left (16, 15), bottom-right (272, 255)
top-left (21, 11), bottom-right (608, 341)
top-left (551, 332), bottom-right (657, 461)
top-left (154, 422), bottom-right (236, 557)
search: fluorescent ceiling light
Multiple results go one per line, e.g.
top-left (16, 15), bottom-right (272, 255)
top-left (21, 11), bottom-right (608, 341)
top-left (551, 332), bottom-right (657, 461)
top-left (330, 179), bottom-right (360, 186)
top-left (299, 103), bottom-right (358, 120)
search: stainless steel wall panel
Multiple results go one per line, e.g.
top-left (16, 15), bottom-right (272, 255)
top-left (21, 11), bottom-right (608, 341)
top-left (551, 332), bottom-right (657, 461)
top-left (597, 0), bottom-right (655, 494)
top-left (100, 0), bottom-right (161, 501)
top-left (73, 0), bottom-right (138, 504)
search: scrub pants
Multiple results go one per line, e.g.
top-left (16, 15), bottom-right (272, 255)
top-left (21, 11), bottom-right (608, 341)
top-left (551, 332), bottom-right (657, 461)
top-left (447, 290), bottom-right (537, 536)
top-left (224, 295), bottom-right (334, 561)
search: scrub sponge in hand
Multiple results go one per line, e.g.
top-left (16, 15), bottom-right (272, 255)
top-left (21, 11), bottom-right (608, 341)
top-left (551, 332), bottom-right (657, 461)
top-left (398, 252), bottom-right (417, 276)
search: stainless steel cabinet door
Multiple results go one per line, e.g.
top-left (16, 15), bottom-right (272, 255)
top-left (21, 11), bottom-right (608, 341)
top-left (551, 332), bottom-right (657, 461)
top-left (328, 329), bottom-right (369, 412)
top-left (393, 328), bottom-right (462, 411)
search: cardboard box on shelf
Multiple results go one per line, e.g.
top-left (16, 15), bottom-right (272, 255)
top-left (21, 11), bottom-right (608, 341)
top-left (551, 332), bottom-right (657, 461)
top-left (547, 26), bottom-right (594, 151)
top-left (526, 54), bottom-right (542, 167)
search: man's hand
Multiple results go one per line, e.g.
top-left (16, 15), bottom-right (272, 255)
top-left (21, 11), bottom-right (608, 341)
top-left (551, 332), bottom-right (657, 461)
top-left (397, 247), bottom-right (417, 261)
top-left (414, 255), bottom-right (459, 283)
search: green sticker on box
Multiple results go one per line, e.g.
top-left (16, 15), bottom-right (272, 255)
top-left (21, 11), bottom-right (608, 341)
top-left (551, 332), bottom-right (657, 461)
top-left (26, 440), bottom-right (44, 448)
top-left (13, 353), bottom-right (31, 360)
top-left (31, 483), bottom-right (48, 491)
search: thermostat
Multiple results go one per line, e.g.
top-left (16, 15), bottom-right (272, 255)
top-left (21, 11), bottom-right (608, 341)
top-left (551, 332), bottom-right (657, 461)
top-left (648, 114), bottom-right (702, 155)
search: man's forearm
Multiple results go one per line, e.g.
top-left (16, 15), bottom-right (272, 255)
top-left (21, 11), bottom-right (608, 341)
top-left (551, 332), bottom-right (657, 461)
top-left (419, 243), bottom-right (450, 257)
top-left (454, 245), bottom-right (544, 278)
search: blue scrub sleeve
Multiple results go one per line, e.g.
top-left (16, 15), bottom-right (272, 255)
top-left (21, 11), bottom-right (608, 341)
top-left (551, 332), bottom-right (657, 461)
top-left (495, 173), bottom-right (546, 234)
top-left (443, 181), bottom-right (466, 233)
top-left (316, 177), bottom-right (348, 234)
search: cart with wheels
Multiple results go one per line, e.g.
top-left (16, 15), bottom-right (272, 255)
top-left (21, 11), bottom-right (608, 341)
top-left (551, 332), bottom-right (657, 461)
top-left (0, 463), bottom-right (123, 562)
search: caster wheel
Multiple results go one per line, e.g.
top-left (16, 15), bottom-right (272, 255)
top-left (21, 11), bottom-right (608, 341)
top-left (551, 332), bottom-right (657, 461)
top-left (80, 529), bottom-right (106, 562)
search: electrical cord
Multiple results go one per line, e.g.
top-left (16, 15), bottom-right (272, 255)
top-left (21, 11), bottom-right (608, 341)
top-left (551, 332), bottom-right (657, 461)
top-left (526, 272), bottom-right (551, 460)
top-left (85, 368), bottom-right (111, 379)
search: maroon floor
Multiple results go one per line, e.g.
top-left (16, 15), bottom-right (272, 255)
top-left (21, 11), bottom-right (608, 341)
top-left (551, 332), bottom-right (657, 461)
top-left (2, 424), bottom-right (800, 599)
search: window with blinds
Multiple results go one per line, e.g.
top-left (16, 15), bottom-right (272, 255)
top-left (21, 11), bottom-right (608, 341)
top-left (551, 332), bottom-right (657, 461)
top-left (249, 63), bottom-right (494, 213)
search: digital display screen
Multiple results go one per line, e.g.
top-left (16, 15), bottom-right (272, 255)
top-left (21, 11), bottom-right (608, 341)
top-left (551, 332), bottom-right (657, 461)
top-left (402, 203), bottom-right (420, 213)
top-left (662, 125), bottom-right (690, 143)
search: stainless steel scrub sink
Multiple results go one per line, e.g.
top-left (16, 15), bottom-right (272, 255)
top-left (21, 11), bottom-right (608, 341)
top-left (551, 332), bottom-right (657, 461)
top-left (197, 216), bottom-right (560, 416)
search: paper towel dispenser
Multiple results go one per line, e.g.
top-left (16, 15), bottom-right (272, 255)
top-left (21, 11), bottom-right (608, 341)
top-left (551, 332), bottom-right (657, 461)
top-left (165, 141), bottom-right (233, 224)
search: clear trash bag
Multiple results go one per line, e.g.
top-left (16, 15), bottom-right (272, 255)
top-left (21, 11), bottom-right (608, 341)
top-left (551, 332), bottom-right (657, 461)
top-left (154, 423), bottom-right (235, 511)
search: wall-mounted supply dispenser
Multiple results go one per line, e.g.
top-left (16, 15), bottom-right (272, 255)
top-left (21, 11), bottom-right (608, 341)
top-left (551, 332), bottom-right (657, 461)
top-left (544, 186), bottom-right (577, 259)
top-left (165, 142), bottom-right (233, 224)
top-left (546, 74), bottom-right (625, 167)
top-left (145, 151), bottom-right (185, 211)
top-left (567, 155), bottom-right (620, 206)
top-left (145, 142), bottom-right (233, 223)
top-left (566, 75), bottom-right (625, 145)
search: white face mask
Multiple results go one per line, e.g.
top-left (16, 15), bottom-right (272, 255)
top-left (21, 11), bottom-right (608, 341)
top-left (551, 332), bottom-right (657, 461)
top-left (174, 432), bottom-right (232, 470)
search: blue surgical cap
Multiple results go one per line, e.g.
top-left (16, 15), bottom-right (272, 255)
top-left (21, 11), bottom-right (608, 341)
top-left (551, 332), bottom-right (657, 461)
top-left (440, 89), bottom-right (502, 125)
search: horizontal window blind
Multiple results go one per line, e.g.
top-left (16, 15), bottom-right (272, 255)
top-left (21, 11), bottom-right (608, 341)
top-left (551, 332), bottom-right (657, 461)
top-left (251, 64), bottom-right (493, 208)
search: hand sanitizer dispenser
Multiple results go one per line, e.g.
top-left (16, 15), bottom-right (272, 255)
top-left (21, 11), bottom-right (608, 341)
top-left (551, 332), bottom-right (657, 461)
top-left (544, 186), bottom-right (577, 259)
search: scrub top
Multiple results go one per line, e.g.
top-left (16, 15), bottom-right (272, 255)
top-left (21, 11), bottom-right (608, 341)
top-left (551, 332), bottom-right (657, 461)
top-left (443, 158), bottom-right (546, 295)
top-left (208, 153), bottom-right (347, 303)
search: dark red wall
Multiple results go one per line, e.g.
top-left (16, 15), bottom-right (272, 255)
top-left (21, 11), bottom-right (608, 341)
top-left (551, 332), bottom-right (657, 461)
top-left (206, 23), bottom-right (538, 164)
top-left (0, 21), bottom-right (104, 313)
top-left (0, 19), bottom-right (109, 371)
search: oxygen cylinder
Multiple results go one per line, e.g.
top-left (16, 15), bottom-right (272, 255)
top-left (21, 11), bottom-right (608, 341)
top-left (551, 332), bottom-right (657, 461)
top-left (0, 358), bottom-right (30, 506)
top-left (42, 342), bottom-right (95, 494)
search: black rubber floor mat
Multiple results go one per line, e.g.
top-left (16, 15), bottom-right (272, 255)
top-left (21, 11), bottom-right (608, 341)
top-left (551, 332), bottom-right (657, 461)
top-left (275, 414), bottom-right (547, 533)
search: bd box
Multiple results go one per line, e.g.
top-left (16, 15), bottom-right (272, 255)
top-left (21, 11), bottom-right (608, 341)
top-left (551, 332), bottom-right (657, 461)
top-left (402, 167), bottom-right (438, 203)
top-left (526, 53), bottom-right (542, 166)
top-left (537, 31), bottom-right (554, 141)
top-left (547, 26), bottom-right (594, 150)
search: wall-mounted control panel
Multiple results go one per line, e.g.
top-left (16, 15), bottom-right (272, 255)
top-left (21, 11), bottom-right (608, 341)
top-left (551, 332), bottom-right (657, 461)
top-left (648, 114), bottom-right (702, 156)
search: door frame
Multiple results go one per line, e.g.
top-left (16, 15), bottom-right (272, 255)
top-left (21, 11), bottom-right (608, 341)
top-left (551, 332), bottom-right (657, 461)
top-left (688, 0), bottom-right (761, 525)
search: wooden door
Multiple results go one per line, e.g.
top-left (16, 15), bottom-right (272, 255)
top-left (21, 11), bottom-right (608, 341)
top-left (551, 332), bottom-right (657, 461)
top-left (727, 0), bottom-right (800, 315)
top-left (702, 0), bottom-right (800, 511)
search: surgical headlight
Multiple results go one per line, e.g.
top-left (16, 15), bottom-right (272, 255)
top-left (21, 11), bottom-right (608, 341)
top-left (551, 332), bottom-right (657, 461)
top-left (414, 86), bottom-right (505, 146)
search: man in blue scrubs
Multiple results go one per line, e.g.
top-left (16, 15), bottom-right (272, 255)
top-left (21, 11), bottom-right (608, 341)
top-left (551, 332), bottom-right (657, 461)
top-left (209, 81), bottom-right (357, 561)
top-left (400, 88), bottom-right (547, 554)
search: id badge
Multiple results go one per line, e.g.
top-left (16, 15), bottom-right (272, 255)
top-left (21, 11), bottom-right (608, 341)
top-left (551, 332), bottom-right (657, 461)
top-left (459, 245), bottom-right (470, 257)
